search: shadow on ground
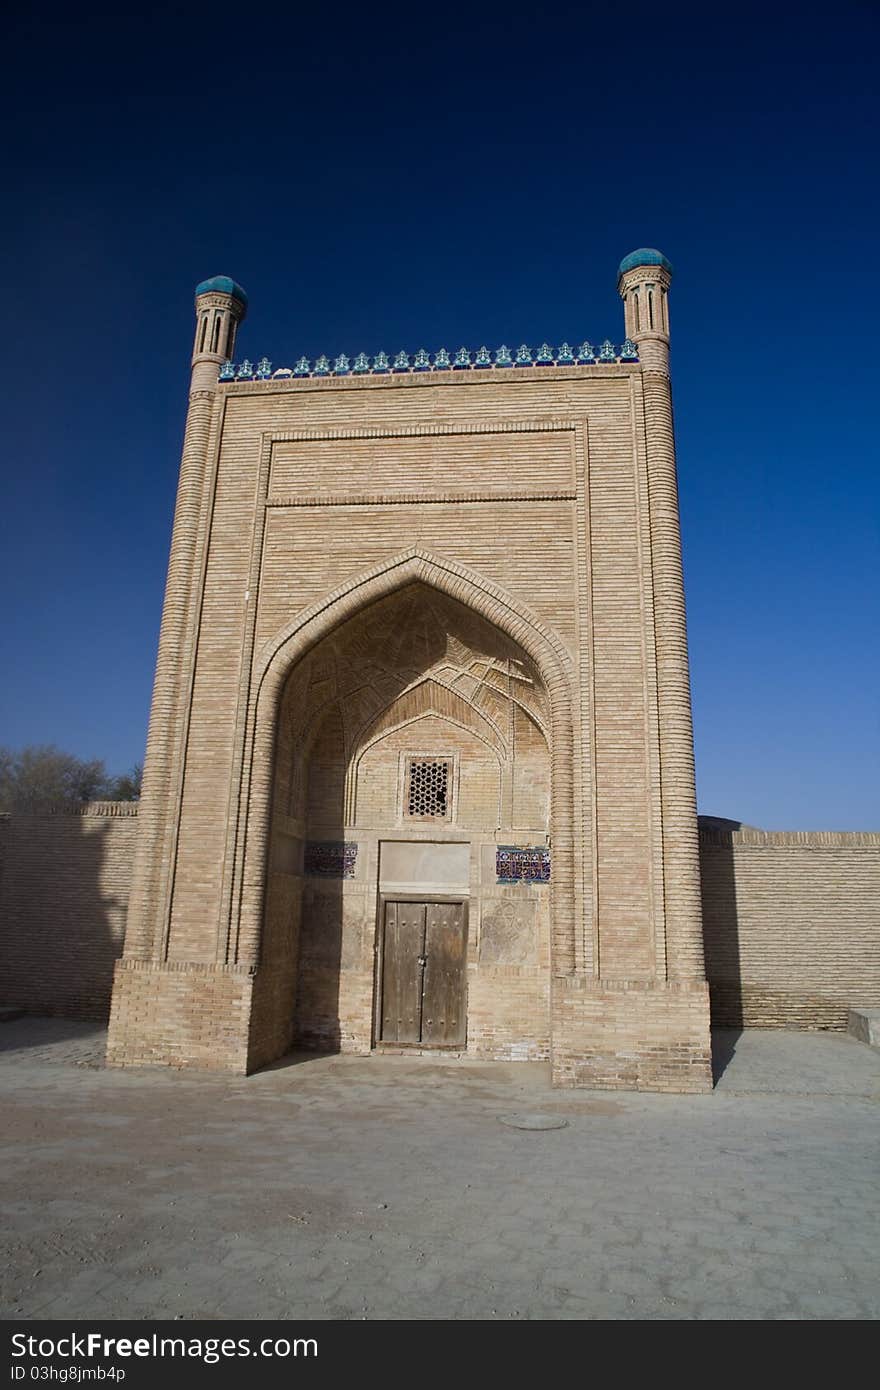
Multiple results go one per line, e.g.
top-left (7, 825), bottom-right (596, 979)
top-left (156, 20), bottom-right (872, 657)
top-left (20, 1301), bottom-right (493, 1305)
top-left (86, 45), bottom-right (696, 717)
top-left (0, 1016), bottom-right (107, 1061)
top-left (710, 1027), bottom-right (743, 1084)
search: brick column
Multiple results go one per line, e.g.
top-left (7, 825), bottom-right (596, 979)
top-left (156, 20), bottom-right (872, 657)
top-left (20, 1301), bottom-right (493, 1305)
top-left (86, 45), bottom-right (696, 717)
top-left (642, 367), bottom-right (705, 979)
top-left (619, 253), bottom-right (705, 981)
top-left (123, 282), bottom-right (247, 960)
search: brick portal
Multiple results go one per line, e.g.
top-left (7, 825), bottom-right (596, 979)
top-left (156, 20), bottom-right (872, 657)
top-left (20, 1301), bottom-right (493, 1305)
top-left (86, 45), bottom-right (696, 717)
top-left (107, 253), bottom-right (713, 1089)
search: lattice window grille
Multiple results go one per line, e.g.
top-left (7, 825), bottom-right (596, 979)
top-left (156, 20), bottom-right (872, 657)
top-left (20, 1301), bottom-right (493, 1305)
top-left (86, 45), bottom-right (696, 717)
top-left (405, 757), bottom-right (451, 820)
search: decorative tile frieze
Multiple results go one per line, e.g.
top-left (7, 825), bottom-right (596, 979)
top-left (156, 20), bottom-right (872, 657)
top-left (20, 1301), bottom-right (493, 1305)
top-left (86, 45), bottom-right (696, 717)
top-left (221, 338), bottom-right (639, 382)
top-left (495, 845), bottom-right (551, 885)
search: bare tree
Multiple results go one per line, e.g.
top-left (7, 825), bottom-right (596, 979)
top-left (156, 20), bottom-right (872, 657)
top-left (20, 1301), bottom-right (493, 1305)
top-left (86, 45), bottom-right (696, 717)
top-left (0, 746), bottom-right (141, 811)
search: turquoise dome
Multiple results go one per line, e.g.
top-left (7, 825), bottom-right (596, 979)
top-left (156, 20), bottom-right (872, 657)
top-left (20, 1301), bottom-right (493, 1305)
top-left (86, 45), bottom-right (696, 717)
top-left (195, 275), bottom-right (248, 307)
top-left (618, 248), bottom-right (673, 277)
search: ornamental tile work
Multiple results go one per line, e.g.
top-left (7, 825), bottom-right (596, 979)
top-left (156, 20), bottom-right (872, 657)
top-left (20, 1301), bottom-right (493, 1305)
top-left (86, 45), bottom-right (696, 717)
top-left (218, 338), bottom-right (639, 382)
top-left (304, 841), bottom-right (358, 879)
top-left (496, 845), bottom-right (551, 885)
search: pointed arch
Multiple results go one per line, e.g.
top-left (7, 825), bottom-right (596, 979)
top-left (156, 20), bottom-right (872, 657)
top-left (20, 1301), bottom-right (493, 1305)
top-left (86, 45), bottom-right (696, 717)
top-left (228, 548), bottom-right (577, 974)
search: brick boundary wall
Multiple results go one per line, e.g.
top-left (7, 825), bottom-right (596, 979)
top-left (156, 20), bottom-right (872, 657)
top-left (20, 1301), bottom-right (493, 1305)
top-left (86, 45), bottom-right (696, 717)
top-left (0, 804), bottom-right (139, 1021)
top-left (699, 825), bottom-right (880, 1028)
top-left (1, 808), bottom-right (878, 1033)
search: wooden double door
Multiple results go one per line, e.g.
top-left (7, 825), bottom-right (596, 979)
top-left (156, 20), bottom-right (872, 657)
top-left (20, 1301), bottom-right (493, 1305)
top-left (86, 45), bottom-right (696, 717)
top-left (379, 899), bottom-right (467, 1047)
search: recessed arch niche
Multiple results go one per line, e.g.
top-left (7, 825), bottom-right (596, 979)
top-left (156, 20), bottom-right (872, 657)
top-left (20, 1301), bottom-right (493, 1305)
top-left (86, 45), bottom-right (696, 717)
top-left (258, 581), bottom-right (556, 1059)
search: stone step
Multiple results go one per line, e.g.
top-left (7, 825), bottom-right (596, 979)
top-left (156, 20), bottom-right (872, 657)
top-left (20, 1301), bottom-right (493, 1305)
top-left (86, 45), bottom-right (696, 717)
top-left (847, 1008), bottom-right (880, 1049)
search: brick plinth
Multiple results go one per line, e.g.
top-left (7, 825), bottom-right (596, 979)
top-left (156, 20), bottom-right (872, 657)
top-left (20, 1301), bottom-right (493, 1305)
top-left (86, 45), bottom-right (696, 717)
top-left (551, 976), bottom-right (712, 1092)
top-left (107, 961), bottom-right (253, 1072)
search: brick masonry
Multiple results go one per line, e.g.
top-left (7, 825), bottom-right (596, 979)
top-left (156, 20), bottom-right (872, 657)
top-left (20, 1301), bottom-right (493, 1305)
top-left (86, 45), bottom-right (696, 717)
top-left (103, 255), bottom-right (719, 1088)
top-left (0, 804), bottom-right (138, 1021)
top-left (2, 811), bottom-right (877, 1046)
top-left (106, 959), bottom-right (253, 1071)
top-left (19, 251), bottom-right (853, 1089)
top-left (700, 825), bottom-right (880, 1028)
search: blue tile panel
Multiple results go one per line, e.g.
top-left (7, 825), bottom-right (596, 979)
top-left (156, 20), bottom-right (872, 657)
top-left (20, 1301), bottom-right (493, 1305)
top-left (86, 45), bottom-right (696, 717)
top-left (496, 846), bottom-right (551, 885)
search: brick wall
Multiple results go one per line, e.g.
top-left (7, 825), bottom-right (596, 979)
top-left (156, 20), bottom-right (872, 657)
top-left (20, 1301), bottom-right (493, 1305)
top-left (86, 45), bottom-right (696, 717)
top-left (0, 804), bottom-right (139, 1021)
top-left (700, 825), bottom-right (880, 1028)
top-left (3, 803), bottom-right (876, 1040)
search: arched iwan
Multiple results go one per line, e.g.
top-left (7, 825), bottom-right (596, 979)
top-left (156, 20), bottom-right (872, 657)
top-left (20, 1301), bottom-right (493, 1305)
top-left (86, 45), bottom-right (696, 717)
top-left (228, 548), bottom-right (578, 975)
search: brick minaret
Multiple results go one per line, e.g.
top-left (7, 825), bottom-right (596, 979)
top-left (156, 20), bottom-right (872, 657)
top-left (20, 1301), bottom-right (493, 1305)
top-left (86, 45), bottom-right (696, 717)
top-left (122, 277), bottom-right (248, 960)
top-left (617, 249), bottom-right (705, 981)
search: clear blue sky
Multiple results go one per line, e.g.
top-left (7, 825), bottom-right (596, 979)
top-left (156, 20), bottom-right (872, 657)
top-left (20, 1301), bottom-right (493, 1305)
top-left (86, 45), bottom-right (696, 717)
top-left (2, 3), bottom-right (877, 829)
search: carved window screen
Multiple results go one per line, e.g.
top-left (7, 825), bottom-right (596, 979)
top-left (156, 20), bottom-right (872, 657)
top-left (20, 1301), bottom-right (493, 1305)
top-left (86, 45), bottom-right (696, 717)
top-left (405, 757), bottom-right (451, 820)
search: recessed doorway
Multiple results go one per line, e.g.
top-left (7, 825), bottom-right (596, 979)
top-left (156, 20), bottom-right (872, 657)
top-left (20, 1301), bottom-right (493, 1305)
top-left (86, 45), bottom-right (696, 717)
top-left (378, 898), bottom-right (467, 1046)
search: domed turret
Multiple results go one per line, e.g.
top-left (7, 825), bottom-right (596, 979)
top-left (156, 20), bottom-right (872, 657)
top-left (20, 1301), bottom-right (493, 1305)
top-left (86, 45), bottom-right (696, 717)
top-left (194, 276), bottom-right (248, 308)
top-left (617, 248), bottom-right (672, 373)
top-left (191, 275), bottom-right (248, 386)
top-left (617, 248), bottom-right (673, 278)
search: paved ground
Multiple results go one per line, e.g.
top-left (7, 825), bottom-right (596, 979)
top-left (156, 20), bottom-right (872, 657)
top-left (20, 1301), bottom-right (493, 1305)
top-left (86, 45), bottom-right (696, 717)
top-left (1, 1018), bottom-right (878, 1320)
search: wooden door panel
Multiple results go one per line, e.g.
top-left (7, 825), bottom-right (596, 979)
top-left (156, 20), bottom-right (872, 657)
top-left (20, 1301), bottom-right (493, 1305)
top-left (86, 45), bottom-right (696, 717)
top-left (421, 903), bottom-right (466, 1045)
top-left (381, 902), bottom-right (425, 1043)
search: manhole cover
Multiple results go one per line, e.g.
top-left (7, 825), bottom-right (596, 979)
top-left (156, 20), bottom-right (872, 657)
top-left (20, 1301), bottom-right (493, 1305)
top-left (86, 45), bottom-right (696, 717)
top-left (498, 1113), bottom-right (568, 1131)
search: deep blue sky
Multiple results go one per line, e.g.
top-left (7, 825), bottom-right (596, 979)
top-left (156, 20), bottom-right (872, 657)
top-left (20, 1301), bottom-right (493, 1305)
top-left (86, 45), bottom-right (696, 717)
top-left (2, 3), bottom-right (878, 828)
